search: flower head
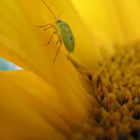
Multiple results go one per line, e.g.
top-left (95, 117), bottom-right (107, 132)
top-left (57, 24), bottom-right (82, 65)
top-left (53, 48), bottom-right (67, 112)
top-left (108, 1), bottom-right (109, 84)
top-left (0, 0), bottom-right (140, 139)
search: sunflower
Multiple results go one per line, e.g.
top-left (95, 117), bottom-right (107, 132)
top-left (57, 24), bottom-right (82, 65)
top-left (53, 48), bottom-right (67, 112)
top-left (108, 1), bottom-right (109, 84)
top-left (0, 0), bottom-right (140, 139)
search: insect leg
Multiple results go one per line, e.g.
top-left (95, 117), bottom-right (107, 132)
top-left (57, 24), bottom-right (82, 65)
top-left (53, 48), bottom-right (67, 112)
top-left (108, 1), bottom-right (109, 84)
top-left (56, 39), bottom-right (60, 46)
top-left (45, 31), bottom-right (58, 45)
top-left (37, 23), bottom-right (58, 32)
top-left (43, 26), bottom-right (53, 31)
top-left (53, 39), bottom-right (62, 62)
top-left (36, 23), bottom-right (53, 28)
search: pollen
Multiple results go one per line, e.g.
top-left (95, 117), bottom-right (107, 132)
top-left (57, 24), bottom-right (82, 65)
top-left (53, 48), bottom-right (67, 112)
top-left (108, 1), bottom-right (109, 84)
top-left (72, 42), bottom-right (140, 140)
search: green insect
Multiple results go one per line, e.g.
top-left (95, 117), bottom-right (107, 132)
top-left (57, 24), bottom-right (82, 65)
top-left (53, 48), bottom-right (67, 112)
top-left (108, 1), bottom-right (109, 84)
top-left (37, 0), bottom-right (75, 62)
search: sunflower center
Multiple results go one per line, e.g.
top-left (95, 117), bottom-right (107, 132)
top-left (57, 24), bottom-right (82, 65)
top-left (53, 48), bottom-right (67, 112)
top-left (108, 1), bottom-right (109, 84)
top-left (73, 42), bottom-right (140, 140)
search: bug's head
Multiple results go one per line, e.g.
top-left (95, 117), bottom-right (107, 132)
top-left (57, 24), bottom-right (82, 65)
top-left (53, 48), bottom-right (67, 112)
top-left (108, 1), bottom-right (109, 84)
top-left (56, 19), bottom-right (62, 24)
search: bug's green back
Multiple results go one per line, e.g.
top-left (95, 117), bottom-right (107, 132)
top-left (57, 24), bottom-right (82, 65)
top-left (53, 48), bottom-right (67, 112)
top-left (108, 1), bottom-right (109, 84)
top-left (56, 20), bottom-right (75, 53)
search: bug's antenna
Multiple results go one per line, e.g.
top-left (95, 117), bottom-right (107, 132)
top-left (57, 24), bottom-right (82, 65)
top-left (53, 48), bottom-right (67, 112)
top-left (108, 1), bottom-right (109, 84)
top-left (57, 11), bottom-right (61, 19)
top-left (41, 0), bottom-right (57, 20)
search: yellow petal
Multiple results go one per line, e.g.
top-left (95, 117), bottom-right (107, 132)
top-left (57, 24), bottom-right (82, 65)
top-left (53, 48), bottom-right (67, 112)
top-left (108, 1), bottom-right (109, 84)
top-left (72, 0), bottom-right (140, 46)
top-left (20, 0), bottom-right (102, 66)
top-left (114, 0), bottom-right (140, 43)
top-left (0, 70), bottom-right (73, 139)
top-left (0, 70), bottom-right (97, 139)
top-left (0, 0), bottom-right (96, 122)
top-left (0, 0), bottom-right (55, 83)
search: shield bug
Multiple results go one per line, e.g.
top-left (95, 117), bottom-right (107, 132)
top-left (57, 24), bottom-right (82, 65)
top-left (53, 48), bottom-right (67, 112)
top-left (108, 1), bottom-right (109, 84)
top-left (37, 0), bottom-right (75, 62)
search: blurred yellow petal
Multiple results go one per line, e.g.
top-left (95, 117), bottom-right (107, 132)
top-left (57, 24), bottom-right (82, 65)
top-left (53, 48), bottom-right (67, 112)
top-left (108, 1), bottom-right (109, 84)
top-left (72, 0), bottom-right (140, 46)
top-left (0, 0), bottom-right (93, 123)
top-left (0, 70), bottom-right (70, 139)
top-left (0, 70), bottom-right (96, 139)
top-left (0, 0), bottom-right (53, 82)
top-left (114, 0), bottom-right (140, 43)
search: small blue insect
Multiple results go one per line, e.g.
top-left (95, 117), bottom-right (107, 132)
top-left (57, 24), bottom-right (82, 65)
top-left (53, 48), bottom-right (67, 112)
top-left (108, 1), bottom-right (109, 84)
top-left (37, 0), bottom-right (75, 62)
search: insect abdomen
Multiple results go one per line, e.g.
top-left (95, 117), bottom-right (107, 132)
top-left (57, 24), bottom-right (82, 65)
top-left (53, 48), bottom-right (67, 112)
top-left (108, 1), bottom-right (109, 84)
top-left (56, 20), bottom-right (75, 52)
